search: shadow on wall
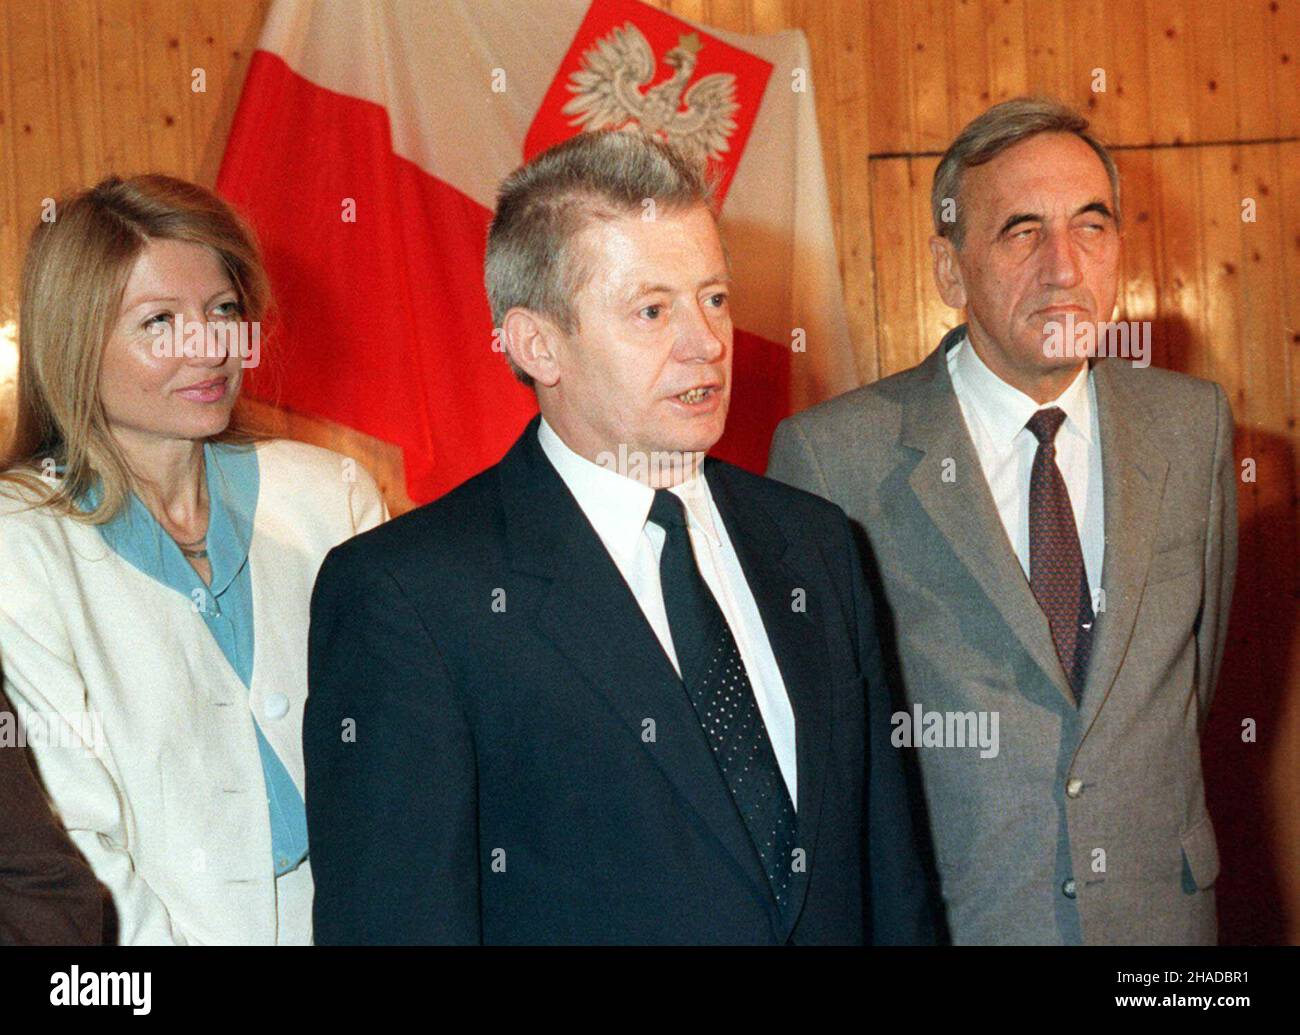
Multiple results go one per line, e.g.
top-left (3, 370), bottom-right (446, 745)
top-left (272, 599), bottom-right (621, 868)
top-left (1155, 313), bottom-right (1299, 946)
top-left (1204, 422), bottom-right (1297, 946)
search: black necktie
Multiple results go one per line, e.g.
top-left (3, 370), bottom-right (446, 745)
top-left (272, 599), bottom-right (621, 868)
top-left (647, 488), bottom-right (798, 909)
top-left (1026, 407), bottom-right (1094, 701)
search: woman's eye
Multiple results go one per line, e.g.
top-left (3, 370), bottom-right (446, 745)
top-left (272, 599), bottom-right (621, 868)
top-left (212, 300), bottom-right (243, 318)
top-left (706, 292), bottom-right (728, 307)
top-left (142, 311), bottom-right (172, 329)
top-left (640, 305), bottom-right (662, 320)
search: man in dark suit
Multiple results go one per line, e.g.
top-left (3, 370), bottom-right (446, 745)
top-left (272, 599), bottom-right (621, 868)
top-left (304, 130), bottom-right (934, 945)
top-left (0, 686), bottom-right (103, 945)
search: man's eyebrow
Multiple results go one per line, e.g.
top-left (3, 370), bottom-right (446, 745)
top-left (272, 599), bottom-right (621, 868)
top-left (996, 212), bottom-right (1043, 237)
top-left (624, 282), bottom-right (672, 303)
top-left (995, 201), bottom-right (1116, 238)
top-left (1076, 200), bottom-right (1116, 220)
top-left (623, 273), bottom-right (731, 303)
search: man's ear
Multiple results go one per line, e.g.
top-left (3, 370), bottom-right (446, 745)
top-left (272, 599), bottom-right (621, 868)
top-left (929, 235), bottom-right (968, 310)
top-left (501, 308), bottom-right (562, 388)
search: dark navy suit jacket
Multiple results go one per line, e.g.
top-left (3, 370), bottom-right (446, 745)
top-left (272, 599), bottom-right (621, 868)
top-left (305, 416), bottom-right (935, 945)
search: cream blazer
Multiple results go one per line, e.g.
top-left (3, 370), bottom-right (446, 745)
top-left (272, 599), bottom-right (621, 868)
top-left (0, 439), bottom-right (387, 944)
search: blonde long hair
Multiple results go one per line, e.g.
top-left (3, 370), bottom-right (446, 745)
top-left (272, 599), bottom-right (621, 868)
top-left (1, 174), bottom-right (272, 523)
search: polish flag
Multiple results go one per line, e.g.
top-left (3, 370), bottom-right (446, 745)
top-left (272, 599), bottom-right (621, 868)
top-left (218, 0), bottom-right (855, 504)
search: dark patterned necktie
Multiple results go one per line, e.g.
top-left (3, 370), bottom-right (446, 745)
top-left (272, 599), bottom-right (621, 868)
top-left (647, 488), bottom-right (798, 910)
top-left (1026, 408), bottom-right (1094, 702)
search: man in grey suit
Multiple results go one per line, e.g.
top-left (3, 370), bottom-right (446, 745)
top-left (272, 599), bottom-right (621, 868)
top-left (767, 97), bottom-right (1237, 945)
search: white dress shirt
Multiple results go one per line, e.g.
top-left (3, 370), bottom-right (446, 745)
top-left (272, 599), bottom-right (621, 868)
top-left (538, 417), bottom-right (798, 804)
top-left (947, 336), bottom-right (1105, 598)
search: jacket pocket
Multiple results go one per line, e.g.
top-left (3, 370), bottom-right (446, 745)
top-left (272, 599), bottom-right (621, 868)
top-left (1179, 812), bottom-right (1220, 890)
top-left (1149, 542), bottom-right (1202, 584)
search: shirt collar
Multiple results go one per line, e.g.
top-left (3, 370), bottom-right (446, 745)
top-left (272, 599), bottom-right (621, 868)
top-left (79, 441), bottom-right (259, 598)
top-left (951, 334), bottom-right (1095, 448)
top-left (203, 441), bottom-right (259, 595)
top-left (536, 417), bottom-right (720, 564)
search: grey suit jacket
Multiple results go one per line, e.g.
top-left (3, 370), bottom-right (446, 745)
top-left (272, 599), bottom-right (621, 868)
top-left (767, 325), bottom-right (1237, 945)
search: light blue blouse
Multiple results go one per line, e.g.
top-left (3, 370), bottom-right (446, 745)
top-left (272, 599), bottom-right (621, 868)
top-left (80, 442), bottom-right (308, 877)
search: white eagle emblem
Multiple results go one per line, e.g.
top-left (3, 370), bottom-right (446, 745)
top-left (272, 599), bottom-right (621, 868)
top-left (562, 24), bottom-right (740, 162)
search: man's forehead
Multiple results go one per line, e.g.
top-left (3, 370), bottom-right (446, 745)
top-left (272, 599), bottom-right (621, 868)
top-left (581, 203), bottom-right (718, 244)
top-left (580, 208), bottom-right (724, 278)
top-left (967, 133), bottom-right (1113, 212)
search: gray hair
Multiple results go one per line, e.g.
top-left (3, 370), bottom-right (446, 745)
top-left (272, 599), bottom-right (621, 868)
top-left (485, 130), bottom-right (716, 386)
top-left (931, 96), bottom-right (1121, 248)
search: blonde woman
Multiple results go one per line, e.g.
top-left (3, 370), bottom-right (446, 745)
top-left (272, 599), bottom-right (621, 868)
top-left (0, 175), bottom-right (387, 944)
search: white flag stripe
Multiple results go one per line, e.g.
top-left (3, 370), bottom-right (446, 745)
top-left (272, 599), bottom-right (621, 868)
top-left (704, 25), bottom-right (857, 400)
top-left (257, 0), bottom-right (587, 209)
top-left (254, 0), bottom-right (857, 404)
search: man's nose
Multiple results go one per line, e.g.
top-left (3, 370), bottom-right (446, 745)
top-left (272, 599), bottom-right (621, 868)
top-left (675, 301), bottom-right (727, 362)
top-left (1039, 228), bottom-right (1083, 289)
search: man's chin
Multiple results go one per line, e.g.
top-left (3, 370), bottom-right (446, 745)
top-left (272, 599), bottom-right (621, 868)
top-left (671, 418), bottom-right (727, 457)
top-left (1025, 311), bottom-right (1104, 346)
top-left (651, 438), bottom-right (719, 462)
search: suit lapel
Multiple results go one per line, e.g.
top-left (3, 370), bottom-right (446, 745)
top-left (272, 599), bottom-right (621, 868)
top-left (1076, 360), bottom-right (1170, 730)
top-left (707, 462), bottom-right (831, 940)
top-left (900, 327), bottom-right (1075, 707)
top-left (497, 420), bottom-right (777, 916)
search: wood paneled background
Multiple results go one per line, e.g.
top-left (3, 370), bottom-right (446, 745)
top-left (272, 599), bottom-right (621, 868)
top-left (0, 0), bottom-right (1296, 944)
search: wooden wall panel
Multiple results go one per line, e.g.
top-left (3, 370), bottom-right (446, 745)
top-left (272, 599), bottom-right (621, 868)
top-left (97, 0), bottom-right (150, 174)
top-left (0, 0), bottom-right (1296, 944)
top-left (1147, 0), bottom-right (1196, 144)
top-left (1115, 150), bottom-right (1160, 327)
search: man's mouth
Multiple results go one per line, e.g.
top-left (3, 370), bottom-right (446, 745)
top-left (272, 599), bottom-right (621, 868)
top-left (675, 386), bottom-right (717, 404)
top-left (1037, 305), bottom-right (1088, 316)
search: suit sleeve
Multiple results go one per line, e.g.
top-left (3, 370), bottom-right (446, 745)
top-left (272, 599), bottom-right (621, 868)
top-left (840, 511), bottom-right (937, 945)
top-left (766, 417), bottom-right (835, 500)
top-left (1196, 383), bottom-right (1238, 727)
top-left (305, 544), bottom-right (481, 944)
top-left (0, 688), bottom-right (103, 945)
top-left (0, 604), bottom-right (187, 945)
